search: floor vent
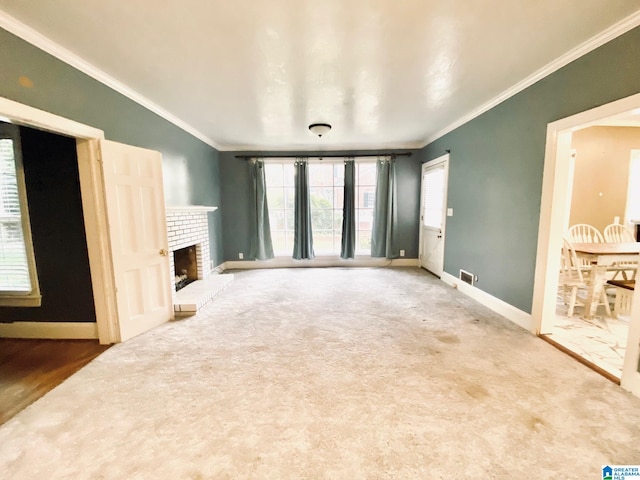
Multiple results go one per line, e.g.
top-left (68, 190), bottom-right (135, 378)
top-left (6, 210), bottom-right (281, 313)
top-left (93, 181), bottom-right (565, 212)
top-left (459, 269), bottom-right (475, 286)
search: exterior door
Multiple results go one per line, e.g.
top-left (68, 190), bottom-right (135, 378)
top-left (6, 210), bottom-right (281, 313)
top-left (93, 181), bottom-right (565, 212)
top-left (101, 140), bottom-right (173, 341)
top-left (419, 155), bottom-right (449, 277)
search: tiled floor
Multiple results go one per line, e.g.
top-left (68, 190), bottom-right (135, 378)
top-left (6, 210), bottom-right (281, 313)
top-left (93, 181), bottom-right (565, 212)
top-left (545, 290), bottom-right (629, 379)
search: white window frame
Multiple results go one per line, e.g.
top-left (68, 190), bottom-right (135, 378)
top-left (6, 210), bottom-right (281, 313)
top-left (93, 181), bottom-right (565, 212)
top-left (0, 122), bottom-right (41, 306)
top-left (263, 157), bottom-right (377, 257)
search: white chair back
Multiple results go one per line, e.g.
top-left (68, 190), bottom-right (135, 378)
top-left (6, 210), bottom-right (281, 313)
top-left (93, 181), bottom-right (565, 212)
top-left (603, 224), bottom-right (634, 243)
top-left (560, 237), bottom-right (585, 284)
top-left (566, 224), bottom-right (603, 243)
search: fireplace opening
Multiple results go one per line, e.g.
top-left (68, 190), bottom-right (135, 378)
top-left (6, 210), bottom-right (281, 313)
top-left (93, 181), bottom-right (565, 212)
top-left (174, 245), bottom-right (198, 291)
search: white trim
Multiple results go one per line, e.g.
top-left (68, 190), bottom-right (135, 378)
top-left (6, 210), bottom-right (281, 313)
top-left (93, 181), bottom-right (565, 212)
top-left (0, 97), bottom-right (104, 139)
top-left (441, 271), bottom-right (533, 331)
top-left (165, 205), bottom-right (218, 213)
top-left (0, 321), bottom-right (98, 339)
top-left (220, 257), bottom-right (419, 271)
top-left (0, 97), bottom-right (119, 344)
top-left (532, 91), bottom-right (640, 395)
top-left (0, 10), bottom-right (221, 150)
top-left (420, 10), bottom-right (640, 147)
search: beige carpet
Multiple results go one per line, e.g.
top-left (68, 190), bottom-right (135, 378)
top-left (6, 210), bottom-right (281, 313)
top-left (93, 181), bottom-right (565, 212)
top-left (0, 267), bottom-right (639, 479)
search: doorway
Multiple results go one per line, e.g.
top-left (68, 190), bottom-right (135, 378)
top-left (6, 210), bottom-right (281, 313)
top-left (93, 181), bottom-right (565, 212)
top-left (0, 96), bottom-right (173, 344)
top-left (532, 92), bottom-right (640, 396)
top-left (419, 154), bottom-right (449, 277)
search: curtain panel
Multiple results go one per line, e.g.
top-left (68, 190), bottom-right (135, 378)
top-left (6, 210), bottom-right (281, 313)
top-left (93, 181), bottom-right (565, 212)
top-left (293, 159), bottom-right (314, 259)
top-left (249, 159), bottom-right (274, 260)
top-left (340, 159), bottom-right (356, 259)
top-left (371, 157), bottom-right (400, 259)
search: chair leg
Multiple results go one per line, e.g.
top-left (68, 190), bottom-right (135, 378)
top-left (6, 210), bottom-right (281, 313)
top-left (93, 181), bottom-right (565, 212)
top-left (568, 286), bottom-right (578, 317)
top-left (600, 289), bottom-right (612, 317)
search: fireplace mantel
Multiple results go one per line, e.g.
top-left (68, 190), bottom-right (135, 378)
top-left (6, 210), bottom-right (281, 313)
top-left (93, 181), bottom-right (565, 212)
top-left (166, 205), bottom-right (217, 213)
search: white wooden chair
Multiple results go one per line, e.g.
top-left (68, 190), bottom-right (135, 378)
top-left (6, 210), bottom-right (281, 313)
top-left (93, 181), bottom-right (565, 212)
top-left (603, 223), bottom-right (638, 280)
top-left (560, 237), bottom-right (611, 317)
top-left (603, 223), bottom-right (635, 243)
top-left (566, 224), bottom-right (604, 243)
top-left (565, 224), bottom-right (603, 274)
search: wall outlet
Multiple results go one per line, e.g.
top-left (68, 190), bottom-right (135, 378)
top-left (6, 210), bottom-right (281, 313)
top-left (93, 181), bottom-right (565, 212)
top-left (238, 252), bottom-right (244, 260)
top-left (400, 249), bottom-right (405, 257)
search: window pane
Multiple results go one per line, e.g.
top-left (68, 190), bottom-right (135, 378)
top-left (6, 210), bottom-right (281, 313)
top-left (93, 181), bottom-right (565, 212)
top-left (357, 230), bottom-right (372, 252)
top-left (333, 210), bottom-right (343, 230)
top-left (311, 206), bottom-right (333, 231)
top-left (309, 163), bottom-right (333, 186)
top-left (266, 187), bottom-right (283, 208)
top-left (283, 164), bottom-right (295, 186)
top-left (314, 230), bottom-right (334, 253)
top-left (422, 167), bottom-right (445, 228)
top-left (334, 188), bottom-right (344, 209)
top-left (0, 138), bottom-right (31, 291)
top-left (264, 163), bottom-right (283, 186)
top-left (334, 164), bottom-right (344, 187)
top-left (357, 162), bottom-right (376, 185)
top-left (269, 209), bottom-right (285, 230)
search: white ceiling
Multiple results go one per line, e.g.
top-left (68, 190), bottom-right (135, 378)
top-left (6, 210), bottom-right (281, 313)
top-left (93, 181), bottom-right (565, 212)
top-left (1, 1), bottom-right (640, 151)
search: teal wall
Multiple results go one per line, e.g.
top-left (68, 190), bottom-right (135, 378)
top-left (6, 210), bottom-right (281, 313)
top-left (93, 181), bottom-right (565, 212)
top-left (0, 27), bottom-right (223, 268)
top-left (220, 151), bottom-right (421, 261)
top-left (420, 26), bottom-right (640, 313)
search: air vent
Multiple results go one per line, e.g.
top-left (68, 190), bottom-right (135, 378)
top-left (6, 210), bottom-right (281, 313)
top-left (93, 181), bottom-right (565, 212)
top-left (459, 269), bottom-right (475, 286)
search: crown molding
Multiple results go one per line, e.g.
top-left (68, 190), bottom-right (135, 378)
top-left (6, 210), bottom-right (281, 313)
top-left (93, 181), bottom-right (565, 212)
top-left (420, 9), bottom-right (640, 148)
top-left (0, 9), bottom-right (222, 151)
top-left (218, 140), bottom-right (425, 152)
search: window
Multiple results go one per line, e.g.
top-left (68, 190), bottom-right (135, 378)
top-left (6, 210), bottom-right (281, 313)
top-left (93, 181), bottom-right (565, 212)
top-left (264, 162), bottom-right (295, 255)
top-left (0, 123), bottom-right (40, 306)
top-left (355, 162), bottom-right (376, 254)
top-left (264, 159), bottom-right (377, 256)
top-left (421, 165), bottom-right (446, 229)
top-left (309, 163), bottom-right (343, 254)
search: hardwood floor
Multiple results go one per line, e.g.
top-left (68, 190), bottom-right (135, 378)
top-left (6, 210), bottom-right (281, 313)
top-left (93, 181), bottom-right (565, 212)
top-left (0, 338), bottom-right (110, 426)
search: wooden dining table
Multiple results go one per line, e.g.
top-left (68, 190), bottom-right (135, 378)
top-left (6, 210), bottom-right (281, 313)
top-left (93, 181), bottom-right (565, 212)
top-left (572, 242), bottom-right (640, 319)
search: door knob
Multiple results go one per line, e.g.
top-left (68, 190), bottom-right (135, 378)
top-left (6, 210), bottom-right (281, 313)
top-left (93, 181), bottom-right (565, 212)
top-left (159, 248), bottom-right (169, 256)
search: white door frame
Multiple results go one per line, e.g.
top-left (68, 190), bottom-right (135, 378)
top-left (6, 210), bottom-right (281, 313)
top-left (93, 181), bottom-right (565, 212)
top-left (0, 96), bottom-right (120, 344)
top-left (531, 91), bottom-right (640, 394)
top-left (418, 153), bottom-right (449, 275)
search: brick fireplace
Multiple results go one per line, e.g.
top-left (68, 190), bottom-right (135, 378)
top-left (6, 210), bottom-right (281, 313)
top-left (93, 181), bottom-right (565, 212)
top-left (166, 206), bottom-right (217, 293)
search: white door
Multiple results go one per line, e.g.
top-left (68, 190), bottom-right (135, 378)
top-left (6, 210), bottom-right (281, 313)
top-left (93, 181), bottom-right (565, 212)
top-left (419, 155), bottom-right (449, 276)
top-left (101, 140), bottom-right (173, 342)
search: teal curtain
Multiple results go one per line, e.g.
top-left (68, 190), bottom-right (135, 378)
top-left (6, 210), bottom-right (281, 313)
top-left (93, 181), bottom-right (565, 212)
top-left (249, 159), bottom-right (274, 260)
top-left (340, 159), bottom-right (356, 259)
top-left (293, 159), bottom-right (314, 259)
top-left (371, 157), bottom-right (399, 258)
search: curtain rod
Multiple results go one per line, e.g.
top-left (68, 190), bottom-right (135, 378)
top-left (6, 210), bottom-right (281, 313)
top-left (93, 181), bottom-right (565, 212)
top-left (234, 152), bottom-right (412, 159)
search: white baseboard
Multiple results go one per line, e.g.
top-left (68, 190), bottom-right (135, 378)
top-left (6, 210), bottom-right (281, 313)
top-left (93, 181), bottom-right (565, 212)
top-left (0, 321), bottom-right (98, 340)
top-left (219, 257), bottom-right (420, 271)
top-left (441, 271), bottom-right (533, 332)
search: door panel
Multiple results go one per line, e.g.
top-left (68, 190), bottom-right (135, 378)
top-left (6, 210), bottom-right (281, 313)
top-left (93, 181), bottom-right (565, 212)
top-left (419, 156), bottom-right (449, 277)
top-left (101, 140), bottom-right (172, 342)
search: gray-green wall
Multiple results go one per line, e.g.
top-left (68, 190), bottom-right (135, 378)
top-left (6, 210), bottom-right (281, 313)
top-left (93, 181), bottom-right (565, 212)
top-left (420, 25), bottom-right (640, 313)
top-left (220, 151), bottom-right (422, 261)
top-left (0, 27), bottom-right (223, 268)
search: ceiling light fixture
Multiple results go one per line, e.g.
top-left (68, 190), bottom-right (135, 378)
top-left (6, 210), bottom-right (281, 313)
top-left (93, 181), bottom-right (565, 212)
top-left (308, 123), bottom-right (331, 137)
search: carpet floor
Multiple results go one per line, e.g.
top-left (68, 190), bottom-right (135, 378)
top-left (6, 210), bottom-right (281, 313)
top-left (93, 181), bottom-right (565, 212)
top-left (0, 267), bottom-right (639, 479)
